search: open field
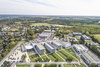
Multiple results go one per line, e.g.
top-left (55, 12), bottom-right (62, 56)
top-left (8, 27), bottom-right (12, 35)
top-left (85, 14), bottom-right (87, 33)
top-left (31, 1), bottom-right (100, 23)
top-left (83, 24), bottom-right (100, 27)
top-left (93, 34), bottom-right (100, 40)
top-left (15, 22), bottom-right (21, 24)
top-left (10, 28), bottom-right (18, 31)
top-left (30, 23), bottom-right (50, 27)
top-left (16, 65), bottom-right (30, 67)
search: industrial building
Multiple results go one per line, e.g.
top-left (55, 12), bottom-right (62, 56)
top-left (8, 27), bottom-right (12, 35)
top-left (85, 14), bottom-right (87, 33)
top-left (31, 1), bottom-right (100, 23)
top-left (73, 44), bottom-right (88, 53)
top-left (35, 43), bottom-right (45, 54)
top-left (81, 51), bottom-right (100, 65)
top-left (51, 41), bottom-right (62, 49)
top-left (44, 42), bottom-right (56, 53)
top-left (73, 32), bottom-right (82, 36)
top-left (58, 40), bottom-right (71, 48)
top-left (82, 35), bottom-right (90, 40)
top-left (39, 30), bottom-right (52, 40)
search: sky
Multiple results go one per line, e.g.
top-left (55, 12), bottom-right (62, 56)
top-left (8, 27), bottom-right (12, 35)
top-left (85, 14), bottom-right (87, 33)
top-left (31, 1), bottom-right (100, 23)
top-left (0, 0), bottom-right (100, 16)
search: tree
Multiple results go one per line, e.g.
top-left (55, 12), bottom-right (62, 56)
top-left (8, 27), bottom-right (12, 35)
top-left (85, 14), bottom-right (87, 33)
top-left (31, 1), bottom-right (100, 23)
top-left (86, 31), bottom-right (90, 36)
top-left (67, 56), bottom-right (73, 61)
top-left (90, 63), bottom-right (96, 67)
top-left (1, 61), bottom-right (10, 67)
top-left (21, 54), bottom-right (26, 62)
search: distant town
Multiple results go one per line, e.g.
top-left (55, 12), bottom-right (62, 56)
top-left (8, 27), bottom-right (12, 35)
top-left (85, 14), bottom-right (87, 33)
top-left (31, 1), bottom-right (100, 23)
top-left (0, 15), bottom-right (100, 67)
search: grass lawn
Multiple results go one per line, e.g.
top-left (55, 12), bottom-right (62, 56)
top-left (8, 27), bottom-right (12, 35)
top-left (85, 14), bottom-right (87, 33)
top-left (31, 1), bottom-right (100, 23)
top-left (30, 23), bottom-right (50, 27)
top-left (51, 52), bottom-right (64, 62)
top-left (15, 22), bottom-right (21, 24)
top-left (29, 54), bottom-right (40, 62)
top-left (83, 24), bottom-right (100, 27)
top-left (10, 28), bottom-right (18, 31)
top-left (16, 65), bottom-right (30, 67)
top-left (77, 63), bottom-right (86, 67)
top-left (57, 52), bottom-right (67, 59)
top-left (64, 64), bottom-right (75, 67)
top-left (93, 34), bottom-right (100, 42)
top-left (47, 54), bottom-right (56, 61)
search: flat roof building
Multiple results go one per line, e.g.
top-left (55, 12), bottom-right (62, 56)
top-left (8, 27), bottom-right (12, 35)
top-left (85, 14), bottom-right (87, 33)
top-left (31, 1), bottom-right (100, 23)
top-left (73, 44), bottom-right (88, 53)
top-left (51, 41), bottom-right (62, 49)
top-left (58, 40), bottom-right (71, 48)
top-left (44, 42), bottom-right (56, 53)
top-left (39, 30), bottom-right (52, 40)
top-left (82, 35), bottom-right (90, 40)
top-left (35, 43), bottom-right (45, 54)
top-left (81, 51), bottom-right (100, 65)
top-left (73, 32), bottom-right (82, 36)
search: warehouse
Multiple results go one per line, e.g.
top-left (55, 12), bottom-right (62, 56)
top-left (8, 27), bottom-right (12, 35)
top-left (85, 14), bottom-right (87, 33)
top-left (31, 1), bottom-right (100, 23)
top-left (51, 41), bottom-right (62, 49)
top-left (81, 51), bottom-right (100, 65)
top-left (44, 42), bottom-right (56, 53)
top-left (73, 44), bottom-right (88, 53)
top-left (35, 43), bottom-right (45, 54)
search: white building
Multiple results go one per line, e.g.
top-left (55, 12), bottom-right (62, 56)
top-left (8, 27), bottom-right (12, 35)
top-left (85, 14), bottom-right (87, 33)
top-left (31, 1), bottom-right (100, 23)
top-left (81, 51), bottom-right (100, 65)
top-left (73, 32), bottom-right (82, 36)
top-left (21, 42), bottom-right (34, 52)
top-left (73, 44), bottom-right (88, 53)
top-left (58, 40), bottom-right (71, 48)
top-left (35, 43), bottom-right (45, 54)
top-left (82, 35), bottom-right (90, 40)
top-left (51, 41), bottom-right (62, 49)
top-left (39, 30), bottom-right (53, 40)
top-left (44, 42), bottom-right (56, 53)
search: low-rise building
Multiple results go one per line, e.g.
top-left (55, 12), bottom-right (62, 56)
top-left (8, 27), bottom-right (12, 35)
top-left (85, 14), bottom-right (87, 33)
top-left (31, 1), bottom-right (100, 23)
top-left (82, 35), bottom-right (90, 40)
top-left (58, 40), bottom-right (71, 48)
top-left (81, 51), bottom-right (100, 65)
top-left (73, 44), bottom-right (88, 53)
top-left (73, 32), bottom-right (82, 36)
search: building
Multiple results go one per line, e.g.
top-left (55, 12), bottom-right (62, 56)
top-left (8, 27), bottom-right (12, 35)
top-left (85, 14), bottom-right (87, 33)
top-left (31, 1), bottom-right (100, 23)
top-left (73, 44), bottom-right (88, 53)
top-left (44, 42), bottom-right (56, 53)
top-left (81, 51), bottom-right (100, 65)
top-left (87, 42), bottom-right (98, 46)
top-left (21, 42), bottom-right (34, 52)
top-left (73, 32), bottom-right (82, 36)
top-left (39, 30), bottom-right (52, 40)
top-left (51, 41), bottom-right (62, 49)
top-left (58, 40), bottom-right (71, 48)
top-left (35, 43), bottom-right (45, 54)
top-left (82, 35), bottom-right (90, 40)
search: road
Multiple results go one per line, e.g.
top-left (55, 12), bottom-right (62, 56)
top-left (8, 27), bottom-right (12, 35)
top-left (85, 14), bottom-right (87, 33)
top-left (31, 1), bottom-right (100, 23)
top-left (0, 40), bottom-right (24, 66)
top-left (16, 62), bottom-right (80, 67)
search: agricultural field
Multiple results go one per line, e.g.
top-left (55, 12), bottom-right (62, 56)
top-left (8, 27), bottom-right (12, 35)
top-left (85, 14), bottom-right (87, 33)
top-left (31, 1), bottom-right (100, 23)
top-left (15, 22), bottom-right (21, 24)
top-left (16, 65), bottom-right (30, 67)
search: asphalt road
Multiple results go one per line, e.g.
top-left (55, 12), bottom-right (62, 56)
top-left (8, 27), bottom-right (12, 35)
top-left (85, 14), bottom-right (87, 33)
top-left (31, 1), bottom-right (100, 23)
top-left (0, 40), bottom-right (24, 66)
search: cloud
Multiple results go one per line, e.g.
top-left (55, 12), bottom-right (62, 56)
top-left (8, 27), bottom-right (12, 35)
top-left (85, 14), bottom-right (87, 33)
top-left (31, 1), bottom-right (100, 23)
top-left (0, 0), bottom-right (100, 16)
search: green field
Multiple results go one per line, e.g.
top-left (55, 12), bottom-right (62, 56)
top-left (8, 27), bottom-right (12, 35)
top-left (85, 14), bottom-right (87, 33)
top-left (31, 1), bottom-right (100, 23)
top-left (16, 65), bottom-right (30, 67)
top-left (83, 24), bottom-right (100, 27)
top-left (30, 23), bottom-right (50, 27)
top-left (93, 34), bottom-right (100, 40)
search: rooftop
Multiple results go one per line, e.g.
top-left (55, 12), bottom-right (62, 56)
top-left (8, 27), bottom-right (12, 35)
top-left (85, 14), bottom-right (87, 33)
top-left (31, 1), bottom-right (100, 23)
top-left (36, 43), bottom-right (45, 50)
